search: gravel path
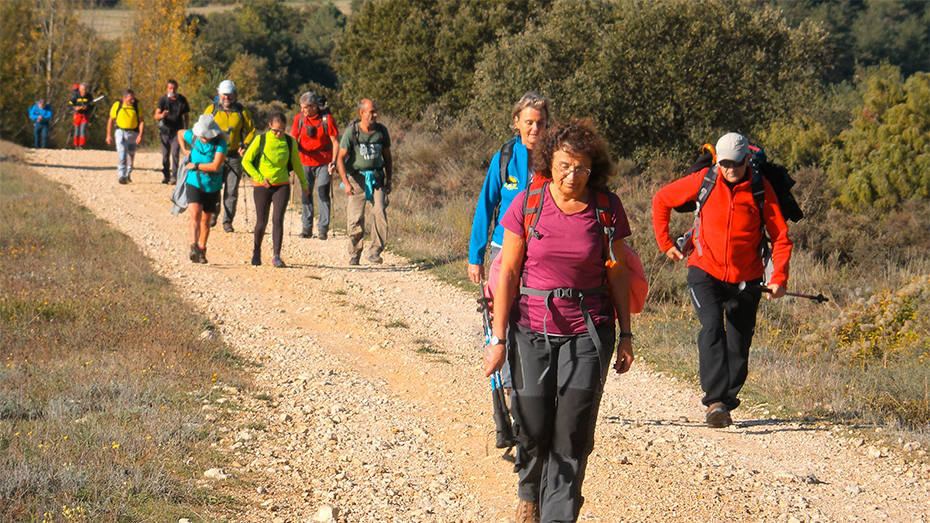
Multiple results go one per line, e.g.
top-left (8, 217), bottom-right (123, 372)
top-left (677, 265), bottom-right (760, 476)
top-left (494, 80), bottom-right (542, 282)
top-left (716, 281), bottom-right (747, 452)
top-left (24, 148), bottom-right (930, 522)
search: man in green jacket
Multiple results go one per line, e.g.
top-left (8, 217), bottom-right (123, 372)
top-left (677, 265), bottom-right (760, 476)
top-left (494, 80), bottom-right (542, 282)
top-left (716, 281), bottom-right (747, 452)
top-left (336, 98), bottom-right (393, 265)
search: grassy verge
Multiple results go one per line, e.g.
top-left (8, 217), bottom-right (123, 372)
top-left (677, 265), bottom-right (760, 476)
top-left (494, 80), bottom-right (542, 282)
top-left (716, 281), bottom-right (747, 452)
top-left (0, 144), bottom-right (249, 519)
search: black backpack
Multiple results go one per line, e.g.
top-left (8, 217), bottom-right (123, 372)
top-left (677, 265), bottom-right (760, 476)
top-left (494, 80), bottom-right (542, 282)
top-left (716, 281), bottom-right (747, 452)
top-left (675, 143), bottom-right (803, 222)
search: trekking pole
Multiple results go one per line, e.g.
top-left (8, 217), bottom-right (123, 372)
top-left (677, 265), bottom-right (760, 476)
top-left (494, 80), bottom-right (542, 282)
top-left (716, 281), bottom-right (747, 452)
top-left (477, 290), bottom-right (516, 462)
top-left (739, 282), bottom-right (830, 304)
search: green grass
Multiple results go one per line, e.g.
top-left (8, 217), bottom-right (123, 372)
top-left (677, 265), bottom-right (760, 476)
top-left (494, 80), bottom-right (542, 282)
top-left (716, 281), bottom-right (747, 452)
top-left (0, 145), bottom-right (249, 519)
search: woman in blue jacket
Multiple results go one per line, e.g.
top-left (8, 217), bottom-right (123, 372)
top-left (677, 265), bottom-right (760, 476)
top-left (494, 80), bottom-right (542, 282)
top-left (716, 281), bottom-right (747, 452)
top-left (28, 99), bottom-right (53, 149)
top-left (467, 91), bottom-right (549, 284)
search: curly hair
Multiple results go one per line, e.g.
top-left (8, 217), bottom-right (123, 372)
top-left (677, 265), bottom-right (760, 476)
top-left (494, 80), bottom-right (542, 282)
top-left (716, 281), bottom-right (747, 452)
top-left (532, 119), bottom-right (614, 191)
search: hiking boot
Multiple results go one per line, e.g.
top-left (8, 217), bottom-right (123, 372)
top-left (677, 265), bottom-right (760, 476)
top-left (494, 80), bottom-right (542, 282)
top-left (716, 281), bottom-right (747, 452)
top-left (251, 251), bottom-right (261, 266)
top-left (318, 231), bottom-right (327, 241)
top-left (196, 246), bottom-right (207, 264)
top-left (348, 255), bottom-right (360, 266)
top-left (515, 499), bottom-right (540, 523)
top-left (209, 215), bottom-right (218, 228)
top-left (223, 223), bottom-right (234, 233)
top-left (189, 243), bottom-right (200, 262)
top-left (705, 402), bottom-right (732, 428)
top-left (169, 176), bottom-right (177, 185)
top-left (300, 230), bottom-right (313, 239)
top-left (272, 256), bottom-right (286, 268)
top-left (368, 254), bottom-right (383, 265)
top-left (161, 178), bottom-right (169, 184)
top-left (118, 177), bottom-right (128, 185)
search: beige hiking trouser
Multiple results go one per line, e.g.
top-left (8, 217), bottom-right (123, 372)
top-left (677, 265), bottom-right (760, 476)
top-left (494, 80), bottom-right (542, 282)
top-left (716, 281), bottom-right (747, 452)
top-left (346, 173), bottom-right (388, 258)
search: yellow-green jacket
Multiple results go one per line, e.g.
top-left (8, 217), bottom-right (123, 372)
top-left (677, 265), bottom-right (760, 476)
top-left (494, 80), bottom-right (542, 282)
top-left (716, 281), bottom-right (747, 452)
top-left (242, 131), bottom-right (307, 190)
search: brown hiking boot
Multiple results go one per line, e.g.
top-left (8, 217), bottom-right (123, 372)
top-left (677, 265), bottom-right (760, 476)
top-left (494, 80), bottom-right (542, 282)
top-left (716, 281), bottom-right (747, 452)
top-left (706, 402), bottom-right (732, 428)
top-left (515, 499), bottom-right (540, 523)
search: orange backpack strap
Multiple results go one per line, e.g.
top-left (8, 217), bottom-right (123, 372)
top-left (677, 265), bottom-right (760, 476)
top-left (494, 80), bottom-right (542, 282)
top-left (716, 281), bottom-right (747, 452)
top-left (522, 175), bottom-right (547, 243)
top-left (594, 190), bottom-right (618, 268)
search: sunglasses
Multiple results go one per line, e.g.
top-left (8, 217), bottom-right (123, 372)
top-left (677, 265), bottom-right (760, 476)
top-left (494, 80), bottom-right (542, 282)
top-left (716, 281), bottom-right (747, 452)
top-left (269, 127), bottom-right (285, 135)
top-left (719, 159), bottom-right (745, 169)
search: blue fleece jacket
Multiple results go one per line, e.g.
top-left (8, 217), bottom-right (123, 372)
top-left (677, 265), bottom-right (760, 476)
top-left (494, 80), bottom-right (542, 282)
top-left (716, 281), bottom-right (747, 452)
top-left (29, 103), bottom-right (53, 124)
top-left (467, 137), bottom-right (532, 265)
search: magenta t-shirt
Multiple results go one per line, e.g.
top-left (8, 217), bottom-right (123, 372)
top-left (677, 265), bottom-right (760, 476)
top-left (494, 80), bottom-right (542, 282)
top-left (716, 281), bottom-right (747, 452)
top-left (500, 185), bottom-right (632, 335)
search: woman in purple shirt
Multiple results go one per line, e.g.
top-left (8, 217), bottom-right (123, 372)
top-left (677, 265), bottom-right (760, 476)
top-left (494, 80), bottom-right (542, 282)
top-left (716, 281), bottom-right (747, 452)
top-left (483, 120), bottom-right (634, 522)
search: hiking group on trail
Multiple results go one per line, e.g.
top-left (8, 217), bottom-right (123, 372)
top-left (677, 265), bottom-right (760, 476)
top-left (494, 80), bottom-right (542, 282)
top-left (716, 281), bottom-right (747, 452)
top-left (39, 73), bottom-right (800, 521)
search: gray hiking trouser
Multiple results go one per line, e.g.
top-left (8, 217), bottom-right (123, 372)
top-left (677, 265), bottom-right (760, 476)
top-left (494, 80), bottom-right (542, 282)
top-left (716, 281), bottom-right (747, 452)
top-left (346, 172), bottom-right (387, 259)
top-left (301, 164), bottom-right (331, 235)
top-left (509, 322), bottom-right (614, 522)
top-left (115, 128), bottom-right (138, 181)
top-left (222, 156), bottom-right (244, 226)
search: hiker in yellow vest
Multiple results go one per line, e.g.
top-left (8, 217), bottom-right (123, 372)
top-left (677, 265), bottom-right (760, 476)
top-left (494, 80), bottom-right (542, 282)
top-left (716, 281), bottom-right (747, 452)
top-left (106, 89), bottom-right (145, 185)
top-left (203, 79), bottom-right (255, 232)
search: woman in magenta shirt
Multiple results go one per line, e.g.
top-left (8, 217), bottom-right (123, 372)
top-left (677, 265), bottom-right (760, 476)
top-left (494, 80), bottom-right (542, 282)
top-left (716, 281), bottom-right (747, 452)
top-left (483, 120), bottom-right (634, 522)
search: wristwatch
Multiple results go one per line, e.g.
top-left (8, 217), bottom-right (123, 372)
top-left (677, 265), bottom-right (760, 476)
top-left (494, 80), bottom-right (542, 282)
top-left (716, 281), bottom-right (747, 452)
top-left (489, 335), bottom-right (503, 345)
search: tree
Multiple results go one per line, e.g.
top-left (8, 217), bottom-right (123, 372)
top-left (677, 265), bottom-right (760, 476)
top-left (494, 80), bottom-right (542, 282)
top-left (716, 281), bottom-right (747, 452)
top-left (334, 0), bottom-right (541, 119)
top-left (113, 0), bottom-right (198, 140)
top-left (827, 65), bottom-right (930, 210)
top-left (469, 0), bottom-right (830, 163)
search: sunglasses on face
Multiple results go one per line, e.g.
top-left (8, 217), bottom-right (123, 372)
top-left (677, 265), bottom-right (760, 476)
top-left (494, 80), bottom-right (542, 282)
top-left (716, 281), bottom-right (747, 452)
top-left (719, 159), bottom-right (745, 169)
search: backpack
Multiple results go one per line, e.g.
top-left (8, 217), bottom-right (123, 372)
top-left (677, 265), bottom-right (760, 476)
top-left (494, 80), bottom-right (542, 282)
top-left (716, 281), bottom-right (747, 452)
top-left (674, 142), bottom-right (800, 282)
top-left (497, 137), bottom-right (519, 186)
top-left (296, 111), bottom-right (331, 143)
top-left (674, 143), bottom-right (804, 222)
top-left (518, 176), bottom-right (649, 314)
top-left (250, 130), bottom-right (295, 172)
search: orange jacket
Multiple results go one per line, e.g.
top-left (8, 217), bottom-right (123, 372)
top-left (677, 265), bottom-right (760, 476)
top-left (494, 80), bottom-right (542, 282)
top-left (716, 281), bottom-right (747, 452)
top-left (652, 166), bottom-right (793, 287)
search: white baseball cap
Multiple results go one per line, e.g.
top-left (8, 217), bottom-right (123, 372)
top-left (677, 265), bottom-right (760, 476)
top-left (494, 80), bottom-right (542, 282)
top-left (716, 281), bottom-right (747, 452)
top-left (715, 132), bottom-right (750, 163)
top-left (217, 79), bottom-right (236, 95)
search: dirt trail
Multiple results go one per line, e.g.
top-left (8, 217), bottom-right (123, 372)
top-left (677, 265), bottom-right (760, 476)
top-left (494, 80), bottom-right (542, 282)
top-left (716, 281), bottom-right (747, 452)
top-left (24, 148), bottom-right (930, 522)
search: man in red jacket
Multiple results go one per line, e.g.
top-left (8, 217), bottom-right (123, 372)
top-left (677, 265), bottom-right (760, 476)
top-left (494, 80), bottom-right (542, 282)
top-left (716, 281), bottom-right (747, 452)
top-left (292, 92), bottom-right (339, 240)
top-left (652, 132), bottom-right (793, 428)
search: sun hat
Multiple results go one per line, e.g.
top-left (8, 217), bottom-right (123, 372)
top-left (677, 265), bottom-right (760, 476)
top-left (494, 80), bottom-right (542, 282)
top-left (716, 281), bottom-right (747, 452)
top-left (715, 132), bottom-right (750, 163)
top-left (217, 79), bottom-right (236, 95)
top-left (192, 114), bottom-right (223, 140)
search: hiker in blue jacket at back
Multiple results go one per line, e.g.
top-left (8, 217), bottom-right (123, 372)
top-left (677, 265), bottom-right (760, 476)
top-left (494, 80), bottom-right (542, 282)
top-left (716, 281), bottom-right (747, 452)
top-left (467, 91), bottom-right (549, 394)
top-left (29, 99), bottom-right (53, 149)
top-left (467, 91), bottom-right (549, 285)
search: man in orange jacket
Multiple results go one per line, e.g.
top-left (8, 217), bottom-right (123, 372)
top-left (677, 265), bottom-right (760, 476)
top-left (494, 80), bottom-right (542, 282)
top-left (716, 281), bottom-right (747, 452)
top-left (652, 132), bottom-right (793, 428)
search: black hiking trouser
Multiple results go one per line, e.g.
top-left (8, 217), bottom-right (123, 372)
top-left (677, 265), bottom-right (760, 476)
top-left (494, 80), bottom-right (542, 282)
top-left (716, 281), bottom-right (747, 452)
top-left (687, 266), bottom-right (761, 410)
top-left (160, 129), bottom-right (181, 181)
top-left (509, 322), bottom-right (614, 522)
top-left (253, 183), bottom-right (290, 258)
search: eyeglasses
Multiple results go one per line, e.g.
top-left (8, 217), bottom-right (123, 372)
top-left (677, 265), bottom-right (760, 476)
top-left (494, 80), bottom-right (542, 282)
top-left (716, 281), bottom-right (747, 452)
top-left (719, 159), bottom-right (745, 169)
top-left (270, 128), bottom-right (285, 135)
top-left (555, 161), bottom-right (591, 178)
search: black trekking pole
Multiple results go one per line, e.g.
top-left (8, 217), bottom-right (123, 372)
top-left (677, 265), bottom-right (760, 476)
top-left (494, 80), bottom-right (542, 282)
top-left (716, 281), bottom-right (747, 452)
top-left (739, 281), bottom-right (830, 304)
top-left (477, 292), bottom-right (516, 462)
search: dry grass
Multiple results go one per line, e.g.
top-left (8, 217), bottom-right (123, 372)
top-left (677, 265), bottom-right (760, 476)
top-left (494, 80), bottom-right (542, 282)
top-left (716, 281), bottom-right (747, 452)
top-left (0, 144), bottom-right (248, 518)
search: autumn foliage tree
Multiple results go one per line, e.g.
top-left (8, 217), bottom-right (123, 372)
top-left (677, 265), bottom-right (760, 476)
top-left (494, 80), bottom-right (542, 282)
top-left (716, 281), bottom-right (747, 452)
top-left (113, 0), bottom-right (198, 141)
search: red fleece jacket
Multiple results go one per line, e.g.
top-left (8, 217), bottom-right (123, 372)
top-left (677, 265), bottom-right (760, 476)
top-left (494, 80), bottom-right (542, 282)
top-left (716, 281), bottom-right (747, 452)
top-left (652, 166), bottom-right (793, 287)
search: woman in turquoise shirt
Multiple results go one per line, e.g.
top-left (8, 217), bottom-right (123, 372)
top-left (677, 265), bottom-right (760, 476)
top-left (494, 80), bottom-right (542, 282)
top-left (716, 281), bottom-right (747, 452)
top-left (178, 114), bottom-right (228, 264)
top-left (242, 112), bottom-right (309, 268)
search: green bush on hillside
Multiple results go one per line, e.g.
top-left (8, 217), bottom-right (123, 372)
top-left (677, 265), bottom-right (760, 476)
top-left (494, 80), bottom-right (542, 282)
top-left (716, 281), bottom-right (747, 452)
top-left (469, 0), bottom-right (830, 163)
top-left (826, 65), bottom-right (930, 211)
top-left (334, 0), bottom-right (542, 119)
